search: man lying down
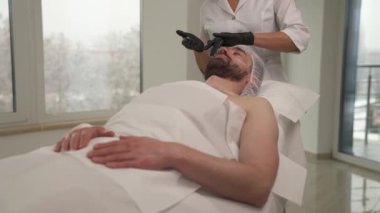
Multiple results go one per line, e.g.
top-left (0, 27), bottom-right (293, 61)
top-left (0, 47), bottom-right (279, 213)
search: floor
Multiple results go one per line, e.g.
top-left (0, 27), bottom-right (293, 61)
top-left (353, 132), bottom-right (380, 162)
top-left (286, 158), bottom-right (380, 213)
top-left (353, 102), bottom-right (380, 162)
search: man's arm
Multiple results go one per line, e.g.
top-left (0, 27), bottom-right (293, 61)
top-left (194, 50), bottom-right (210, 73)
top-left (171, 97), bottom-right (278, 207)
top-left (88, 97), bottom-right (279, 207)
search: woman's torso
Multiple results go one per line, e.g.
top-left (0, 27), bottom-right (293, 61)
top-left (201, 0), bottom-right (286, 81)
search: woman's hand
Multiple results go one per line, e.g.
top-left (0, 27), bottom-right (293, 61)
top-left (54, 126), bottom-right (115, 152)
top-left (213, 32), bottom-right (254, 47)
top-left (176, 30), bottom-right (205, 52)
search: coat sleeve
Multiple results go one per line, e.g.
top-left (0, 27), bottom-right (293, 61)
top-left (274, 0), bottom-right (310, 52)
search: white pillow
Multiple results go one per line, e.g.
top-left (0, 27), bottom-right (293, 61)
top-left (257, 80), bottom-right (319, 122)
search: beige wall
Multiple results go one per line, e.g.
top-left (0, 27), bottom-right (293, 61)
top-left (0, 129), bottom-right (69, 159)
top-left (285, 0), bottom-right (345, 154)
top-left (186, 0), bottom-right (205, 81)
top-left (142, 0), bottom-right (189, 89)
top-left (285, 0), bottom-right (324, 153)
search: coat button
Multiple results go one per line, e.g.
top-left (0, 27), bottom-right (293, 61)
top-left (232, 16), bottom-right (236, 20)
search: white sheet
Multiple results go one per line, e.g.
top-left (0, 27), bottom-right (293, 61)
top-left (0, 80), bottom-right (316, 213)
top-left (0, 81), bottom-right (253, 213)
top-left (0, 147), bottom-right (284, 213)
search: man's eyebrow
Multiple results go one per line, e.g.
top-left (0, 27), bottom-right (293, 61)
top-left (234, 47), bottom-right (247, 55)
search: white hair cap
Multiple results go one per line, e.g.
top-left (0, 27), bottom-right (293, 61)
top-left (236, 45), bottom-right (265, 96)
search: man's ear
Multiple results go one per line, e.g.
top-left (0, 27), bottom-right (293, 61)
top-left (246, 73), bottom-right (253, 84)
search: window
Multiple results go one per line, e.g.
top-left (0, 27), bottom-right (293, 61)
top-left (0, 0), bottom-right (13, 113)
top-left (0, 0), bottom-right (140, 127)
top-left (340, 0), bottom-right (380, 163)
top-left (42, 0), bottom-right (140, 115)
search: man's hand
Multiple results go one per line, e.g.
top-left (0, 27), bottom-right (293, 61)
top-left (213, 32), bottom-right (254, 47)
top-left (176, 30), bottom-right (205, 52)
top-left (87, 136), bottom-right (175, 170)
top-left (54, 126), bottom-right (115, 152)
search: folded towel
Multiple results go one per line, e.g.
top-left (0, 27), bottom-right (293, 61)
top-left (258, 80), bottom-right (319, 123)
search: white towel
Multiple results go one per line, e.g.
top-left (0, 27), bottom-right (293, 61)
top-left (258, 80), bottom-right (319, 123)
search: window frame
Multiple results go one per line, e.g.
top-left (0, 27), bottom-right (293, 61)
top-left (0, 0), bottom-right (30, 126)
top-left (0, 0), bottom-right (141, 128)
top-left (334, 0), bottom-right (380, 172)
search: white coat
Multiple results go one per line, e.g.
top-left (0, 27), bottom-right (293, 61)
top-left (200, 0), bottom-right (310, 81)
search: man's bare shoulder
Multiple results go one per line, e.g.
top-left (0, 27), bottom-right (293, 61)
top-left (228, 95), bottom-right (273, 112)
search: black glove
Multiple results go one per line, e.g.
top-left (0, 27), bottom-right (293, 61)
top-left (204, 37), bottom-right (224, 56)
top-left (212, 32), bottom-right (254, 47)
top-left (176, 30), bottom-right (204, 52)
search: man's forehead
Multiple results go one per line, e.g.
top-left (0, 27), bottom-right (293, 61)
top-left (232, 46), bottom-right (252, 66)
top-left (232, 47), bottom-right (248, 55)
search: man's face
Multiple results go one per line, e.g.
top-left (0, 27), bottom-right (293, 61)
top-left (204, 47), bottom-right (252, 82)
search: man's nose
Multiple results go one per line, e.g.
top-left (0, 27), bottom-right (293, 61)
top-left (217, 47), bottom-right (227, 55)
